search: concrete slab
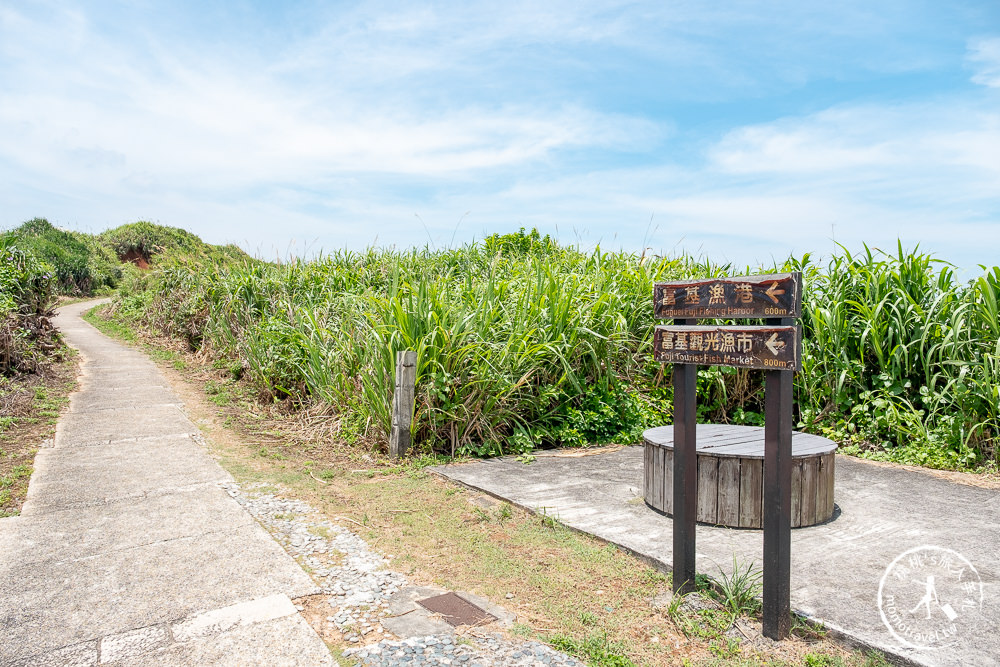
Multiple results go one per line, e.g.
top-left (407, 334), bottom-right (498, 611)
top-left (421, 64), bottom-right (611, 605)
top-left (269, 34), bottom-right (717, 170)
top-left (127, 611), bottom-right (334, 666)
top-left (73, 369), bottom-right (171, 386)
top-left (11, 596), bottom-right (333, 667)
top-left (169, 594), bottom-right (299, 642)
top-left (0, 300), bottom-right (332, 665)
top-left (433, 448), bottom-right (1000, 667)
top-left (11, 640), bottom-right (99, 667)
top-left (381, 585), bottom-right (517, 638)
top-left (381, 586), bottom-right (456, 637)
top-left (22, 435), bottom-right (228, 514)
top-left (75, 350), bottom-right (155, 365)
top-left (0, 484), bottom-right (255, 565)
top-left (54, 404), bottom-right (197, 446)
top-left (69, 386), bottom-right (180, 412)
top-left (0, 522), bottom-right (318, 659)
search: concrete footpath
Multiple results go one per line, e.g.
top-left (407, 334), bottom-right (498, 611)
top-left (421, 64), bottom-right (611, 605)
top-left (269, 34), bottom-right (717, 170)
top-left (0, 301), bottom-right (333, 666)
top-left (434, 446), bottom-right (1000, 666)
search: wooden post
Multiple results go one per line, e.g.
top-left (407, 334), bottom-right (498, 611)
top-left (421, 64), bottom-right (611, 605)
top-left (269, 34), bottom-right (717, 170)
top-left (672, 318), bottom-right (698, 595)
top-left (763, 318), bottom-right (794, 639)
top-left (389, 350), bottom-right (417, 459)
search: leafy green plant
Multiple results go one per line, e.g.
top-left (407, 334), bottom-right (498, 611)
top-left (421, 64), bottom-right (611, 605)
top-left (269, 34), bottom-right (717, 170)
top-left (0, 236), bottom-right (57, 374)
top-left (712, 556), bottom-right (762, 616)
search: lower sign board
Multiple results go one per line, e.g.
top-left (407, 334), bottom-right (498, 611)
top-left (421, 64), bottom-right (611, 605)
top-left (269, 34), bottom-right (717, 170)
top-left (654, 325), bottom-right (801, 371)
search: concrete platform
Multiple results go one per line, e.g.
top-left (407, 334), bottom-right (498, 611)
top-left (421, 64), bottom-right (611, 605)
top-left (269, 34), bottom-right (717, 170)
top-left (0, 301), bottom-right (333, 665)
top-left (433, 447), bottom-right (1000, 666)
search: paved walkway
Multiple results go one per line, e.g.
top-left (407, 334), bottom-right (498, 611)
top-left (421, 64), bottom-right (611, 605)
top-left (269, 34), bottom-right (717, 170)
top-left (0, 301), bottom-right (333, 666)
top-left (434, 446), bottom-right (1000, 666)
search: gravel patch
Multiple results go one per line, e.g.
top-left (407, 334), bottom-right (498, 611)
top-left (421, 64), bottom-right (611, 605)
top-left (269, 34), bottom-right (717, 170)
top-left (345, 634), bottom-right (586, 667)
top-left (222, 482), bottom-right (585, 666)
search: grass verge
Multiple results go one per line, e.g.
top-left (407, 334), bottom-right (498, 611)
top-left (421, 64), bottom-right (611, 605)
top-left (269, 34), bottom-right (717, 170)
top-left (0, 350), bottom-right (78, 517)
top-left (84, 303), bottom-right (889, 667)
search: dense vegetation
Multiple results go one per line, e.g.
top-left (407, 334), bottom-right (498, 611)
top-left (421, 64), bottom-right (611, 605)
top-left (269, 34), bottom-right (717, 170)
top-left (3, 218), bottom-right (121, 294)
top-left (105, 229), bottom-right (999, 470)
top-left (98, 221), bottom-right (248, 267)
top-left (0, 235), bottom-right (56, 374)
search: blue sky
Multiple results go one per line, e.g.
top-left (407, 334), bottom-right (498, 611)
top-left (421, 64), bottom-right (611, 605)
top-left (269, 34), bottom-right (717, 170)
top-left (1, 1), bottom-right (998, 270)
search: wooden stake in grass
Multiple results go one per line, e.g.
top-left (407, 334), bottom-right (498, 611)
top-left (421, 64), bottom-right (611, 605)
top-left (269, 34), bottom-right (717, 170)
top-left (389, 350), bottom-right (417, 459)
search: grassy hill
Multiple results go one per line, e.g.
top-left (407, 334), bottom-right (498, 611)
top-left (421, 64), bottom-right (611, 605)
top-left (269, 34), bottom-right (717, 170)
top-left (2, 218), bottom-right (121, 295)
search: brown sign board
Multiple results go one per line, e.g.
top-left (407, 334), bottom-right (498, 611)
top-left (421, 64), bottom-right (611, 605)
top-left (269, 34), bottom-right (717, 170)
top-left (654, 272), bottom-right (802, 319)
top-left (654, 325), bottom-right (801, 371)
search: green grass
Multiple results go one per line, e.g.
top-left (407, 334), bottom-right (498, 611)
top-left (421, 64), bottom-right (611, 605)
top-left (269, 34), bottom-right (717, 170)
top-left (712, 556), bottom-right (762, 616)
top-left (0, 464), bottom-right (32, 489)
top-left (549, 631), bottom-right (637, 666)
top-left (83, 305), bottom-right (136, 341)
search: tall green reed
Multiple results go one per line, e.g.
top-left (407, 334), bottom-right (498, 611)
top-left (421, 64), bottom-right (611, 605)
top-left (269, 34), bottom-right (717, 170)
top-left (109, 233), bottom-right (999, 468)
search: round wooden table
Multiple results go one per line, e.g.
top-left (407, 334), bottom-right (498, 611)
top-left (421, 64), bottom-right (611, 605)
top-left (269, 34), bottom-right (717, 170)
top-left (643, 424), bottom-right (837, 528)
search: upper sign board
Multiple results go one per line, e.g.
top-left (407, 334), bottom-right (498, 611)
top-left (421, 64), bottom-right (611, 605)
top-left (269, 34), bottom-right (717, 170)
top-left (654, 272), bottom-right (802, 319)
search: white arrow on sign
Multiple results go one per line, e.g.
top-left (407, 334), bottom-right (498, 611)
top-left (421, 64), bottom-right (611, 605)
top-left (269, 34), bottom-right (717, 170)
top-left (765, 332), bottom-right (782, 356)
top-left (765, 281), bottom-right (785, 304)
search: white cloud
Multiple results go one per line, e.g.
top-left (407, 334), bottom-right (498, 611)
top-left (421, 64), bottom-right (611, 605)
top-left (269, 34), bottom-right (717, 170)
top-left (968, 37), bottom-right (1000, 88)
top-left (708, 103), bottom-right (1000, 194)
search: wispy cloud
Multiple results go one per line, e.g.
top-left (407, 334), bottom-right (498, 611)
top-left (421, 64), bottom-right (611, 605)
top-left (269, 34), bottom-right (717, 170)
top-left (968, 36), bottom-right (1000, 88)
top-left (709, 103), bottom-right (1000, 185)
top-left (0, 3), bottom-right (661, 190)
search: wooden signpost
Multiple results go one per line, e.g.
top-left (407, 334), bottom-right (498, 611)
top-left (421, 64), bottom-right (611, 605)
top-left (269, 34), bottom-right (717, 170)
top-left (653, 272), bottom-right (802, 640)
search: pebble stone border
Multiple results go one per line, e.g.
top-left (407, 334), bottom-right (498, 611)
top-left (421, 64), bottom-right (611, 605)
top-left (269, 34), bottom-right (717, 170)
top-left (221, 482), bottom-right (585, 667)
top-left (346, 635), bottom-right (586, 667)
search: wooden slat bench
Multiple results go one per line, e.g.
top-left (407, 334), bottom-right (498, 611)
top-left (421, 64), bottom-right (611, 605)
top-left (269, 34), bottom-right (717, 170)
top-left (643, 424), bottom-right (837, 528)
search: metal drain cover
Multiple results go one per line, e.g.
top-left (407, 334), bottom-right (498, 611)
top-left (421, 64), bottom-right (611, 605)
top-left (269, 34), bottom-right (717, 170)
top-left (416, 592), bottom-right (497, 627)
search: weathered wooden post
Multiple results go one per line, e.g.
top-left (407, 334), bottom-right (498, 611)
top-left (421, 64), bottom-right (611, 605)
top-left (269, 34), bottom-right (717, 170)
top-left (389, 350), bottom-right (417, 459)
top-left (672, 318), bottom-right (698, 595)
top-left (763, 316), bottom-right (795, 640)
